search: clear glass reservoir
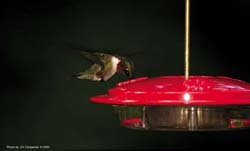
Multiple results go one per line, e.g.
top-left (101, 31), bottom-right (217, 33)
top-left (113, 105), bottom-right (250, 130)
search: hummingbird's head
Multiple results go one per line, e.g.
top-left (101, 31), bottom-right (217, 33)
top-left (117, 59), bottom-right (134, 79)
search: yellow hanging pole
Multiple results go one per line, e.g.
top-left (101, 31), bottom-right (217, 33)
top-left (185, 0), bottom-right (190, 79)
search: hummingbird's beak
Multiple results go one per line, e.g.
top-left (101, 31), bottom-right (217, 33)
top-left (128, 75), bottom-right (134, 79)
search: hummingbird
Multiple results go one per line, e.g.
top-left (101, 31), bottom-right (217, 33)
top-left (73, 50), bottom-right (134, 82)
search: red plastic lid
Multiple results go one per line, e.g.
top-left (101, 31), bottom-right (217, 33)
top-left (90, 76), bottom-right (250, 105)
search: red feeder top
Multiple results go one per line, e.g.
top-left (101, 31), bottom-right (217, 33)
top-left (90, 76), bottom-right (250, 105)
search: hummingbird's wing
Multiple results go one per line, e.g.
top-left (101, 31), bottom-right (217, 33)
top-left (91, 49), bottom-right (143, 59)
top-left (79, 51), bottom-right (105, 67)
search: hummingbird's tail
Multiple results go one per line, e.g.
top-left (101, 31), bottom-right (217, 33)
top-left (72, 73), bottom-right (82, 78)
top-left (72, 72), bottom-right (89, 80)
top-left (72, 72), bottom-right (102, 81)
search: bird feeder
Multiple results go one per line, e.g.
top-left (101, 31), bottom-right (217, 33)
top-left (91, 76), bottom-right (250, 130)
top-left (89, 0), bottom-right (250, 131)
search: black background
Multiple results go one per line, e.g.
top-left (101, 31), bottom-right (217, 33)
top-left (1, 0), bottom-right (250, 150)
